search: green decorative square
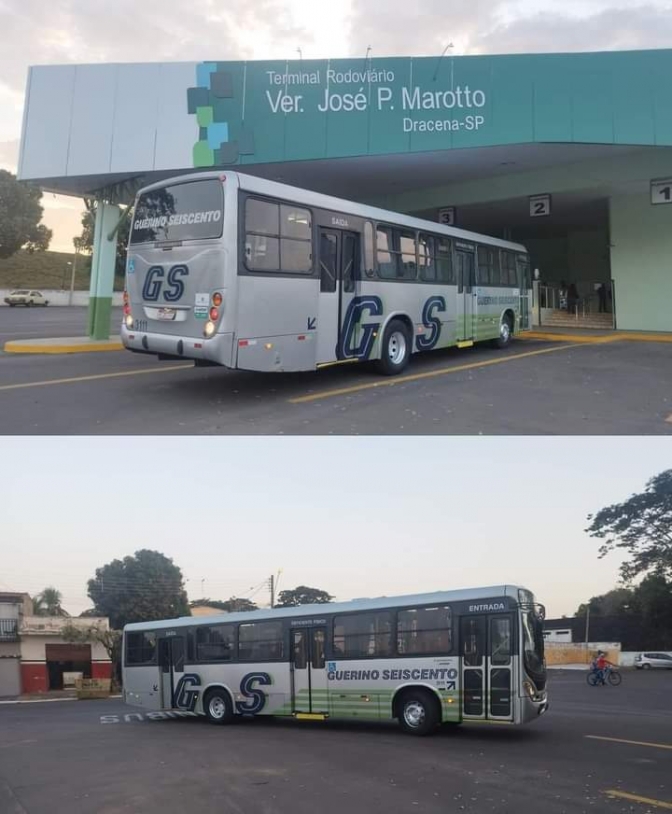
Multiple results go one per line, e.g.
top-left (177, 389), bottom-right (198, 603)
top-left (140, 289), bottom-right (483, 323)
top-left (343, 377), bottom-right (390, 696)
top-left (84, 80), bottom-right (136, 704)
top-left (196, 106), bottom-right (214, 127)
top-left (193, 141), bottom-right (215, 168)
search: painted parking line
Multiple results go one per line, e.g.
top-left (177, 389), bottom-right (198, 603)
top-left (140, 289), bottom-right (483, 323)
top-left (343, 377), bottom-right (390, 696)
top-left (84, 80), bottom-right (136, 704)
top-left (585, 735), bottom-right (672, 751)
top-left (603, 790), bottom-right (672, 810)
top-left (0, 363), bottom-right (194, 392)
top-left (290, 343), bottom-right (578, 404)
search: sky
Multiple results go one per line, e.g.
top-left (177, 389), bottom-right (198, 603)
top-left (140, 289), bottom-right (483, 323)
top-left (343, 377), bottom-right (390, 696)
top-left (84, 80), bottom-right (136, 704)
top-left (1, 436), bottom-right (669, 619)
top-left (1, 0), bottom-right (672, 251)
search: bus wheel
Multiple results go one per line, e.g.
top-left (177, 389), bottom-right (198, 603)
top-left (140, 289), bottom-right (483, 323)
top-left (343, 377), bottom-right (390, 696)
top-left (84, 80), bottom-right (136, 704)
top-left (204, 688), bottom-right (234, 725)
top-left (493, 314), bottom-right (513, 349)
top-left (397, 690), bottom-right (440, 736)
top-left (378, 319), bottom-right (411, 376)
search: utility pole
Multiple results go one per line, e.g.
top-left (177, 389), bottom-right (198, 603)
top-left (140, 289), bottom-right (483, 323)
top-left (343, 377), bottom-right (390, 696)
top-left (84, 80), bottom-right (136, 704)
top-left (585, 603), bottom-right (590, 644)
top-left (269, 574), bottom-right (275, 608)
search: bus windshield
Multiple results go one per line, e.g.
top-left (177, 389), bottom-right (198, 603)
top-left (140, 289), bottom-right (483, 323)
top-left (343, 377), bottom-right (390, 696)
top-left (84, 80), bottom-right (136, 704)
top-left (519, 589), bottom-right (545, 683)
top-left (130, 179), bottom-right (224, 245)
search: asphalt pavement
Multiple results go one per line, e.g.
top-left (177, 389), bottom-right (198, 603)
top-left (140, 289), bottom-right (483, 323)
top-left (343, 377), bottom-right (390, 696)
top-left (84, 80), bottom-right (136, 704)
top-left (1, 307), bottom-right (672, 434)
top-left (0, 670), bottom-right (670, 814)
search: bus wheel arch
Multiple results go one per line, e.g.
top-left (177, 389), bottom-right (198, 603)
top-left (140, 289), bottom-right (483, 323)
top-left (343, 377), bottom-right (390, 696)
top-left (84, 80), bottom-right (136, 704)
top-left (377, 313), bottom-right (413, 376)
top-left (493, 309), bottom-right (515, 349)
top-left (392, 685), bottom-right (442, 736)
top-left (202, 684), bottom-right (235, 725)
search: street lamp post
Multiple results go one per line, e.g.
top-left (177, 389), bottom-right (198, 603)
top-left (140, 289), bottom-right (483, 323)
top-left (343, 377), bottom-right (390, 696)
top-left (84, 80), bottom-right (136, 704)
top-left (68, 249), bottom-right (79, 306)
top-left (585, 603), bottom-right (591, 644)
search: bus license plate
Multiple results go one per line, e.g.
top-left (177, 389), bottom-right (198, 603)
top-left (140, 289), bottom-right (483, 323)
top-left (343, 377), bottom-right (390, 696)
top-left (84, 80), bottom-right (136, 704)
top-left (157, 308), bottom-right (176, 321)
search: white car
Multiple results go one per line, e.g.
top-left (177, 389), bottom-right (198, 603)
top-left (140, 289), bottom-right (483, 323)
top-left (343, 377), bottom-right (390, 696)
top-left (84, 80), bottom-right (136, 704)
top-left (634, 652), bottom-right (672, 669)
top-left (4, 289), bottom-right (49, 307)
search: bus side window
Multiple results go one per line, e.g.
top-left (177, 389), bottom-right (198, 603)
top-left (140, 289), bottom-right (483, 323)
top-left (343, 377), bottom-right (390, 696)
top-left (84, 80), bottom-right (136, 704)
top-left (435, 238), bottom-right (453, 284)
top-left (398, 230), bottom-right (417, 281)
top-left (419, 234), bottom-right (436, 282)
top-left (364, 222), bottom-right (375, 277)
top-left (376, 226), bottom-right (396, 280)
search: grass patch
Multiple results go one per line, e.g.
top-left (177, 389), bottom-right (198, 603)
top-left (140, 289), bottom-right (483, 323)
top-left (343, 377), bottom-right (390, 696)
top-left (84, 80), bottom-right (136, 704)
top-left (0, 250), bottom-right (124, 291)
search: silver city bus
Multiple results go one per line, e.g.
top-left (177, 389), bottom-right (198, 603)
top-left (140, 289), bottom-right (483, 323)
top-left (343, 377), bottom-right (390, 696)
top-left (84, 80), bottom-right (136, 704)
top-left (122, 585), bottom-right (547, 736)
top-left (121, 173), bottom-right (532, 375)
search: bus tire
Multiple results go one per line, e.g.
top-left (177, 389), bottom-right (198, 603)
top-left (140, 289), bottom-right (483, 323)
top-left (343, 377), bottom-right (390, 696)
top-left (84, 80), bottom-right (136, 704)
top-left (493, 313), bottom-right (513, 349)
top-left (396, 689), bottom-right (441, 736)
top-left (378, 319), bottom-right (411, 376)
top-left (203, 688), bottom-right (234, 725)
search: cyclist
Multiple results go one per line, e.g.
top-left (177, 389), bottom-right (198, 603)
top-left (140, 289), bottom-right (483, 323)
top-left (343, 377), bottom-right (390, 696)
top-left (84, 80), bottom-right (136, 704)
top-left (595, 651), bottom-right (615, 685)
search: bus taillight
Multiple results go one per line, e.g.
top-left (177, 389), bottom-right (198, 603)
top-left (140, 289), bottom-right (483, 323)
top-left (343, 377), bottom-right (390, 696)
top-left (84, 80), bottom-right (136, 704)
top-left (123, 291), bottom-right (132, 328)
top-left (212, 292), bottom-right (223, 307)
top-left (209, 306), bottom-right (219, 321)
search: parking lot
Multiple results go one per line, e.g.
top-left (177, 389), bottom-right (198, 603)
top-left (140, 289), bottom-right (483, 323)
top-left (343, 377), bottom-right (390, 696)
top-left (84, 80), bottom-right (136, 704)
top-left (0, 671), bottom-right (670, 813)
top-left (1, 307), bottom-right (671, 435)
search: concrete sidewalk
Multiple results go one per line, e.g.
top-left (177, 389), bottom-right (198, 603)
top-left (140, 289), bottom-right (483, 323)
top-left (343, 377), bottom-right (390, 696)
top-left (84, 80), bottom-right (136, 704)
top-left (4, 336), bottom-right (123, 354)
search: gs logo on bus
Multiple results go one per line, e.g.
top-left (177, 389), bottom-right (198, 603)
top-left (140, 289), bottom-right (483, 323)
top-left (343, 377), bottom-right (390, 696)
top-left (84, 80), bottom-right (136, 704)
top-left (173, 674), bottom-right (201, 711)
top-left (172, 672), bottom-right (271, 715)
top-left (235, 672), bottom-right (272, 715)
top-left (142, 264), bottom-right (189, 302)
top-left (416, 296), bottom-right (446, 351)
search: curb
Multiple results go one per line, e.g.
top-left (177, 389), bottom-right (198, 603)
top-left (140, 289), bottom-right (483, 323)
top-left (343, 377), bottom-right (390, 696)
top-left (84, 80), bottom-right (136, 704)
top-left (521, 331), bottom-right (672, 344)
top-left (3, 338), bottom-right (124, 354)
top-left (0, 694), bottom-right (122, 705)
top-left (519, 332), bottom-right (618, 344)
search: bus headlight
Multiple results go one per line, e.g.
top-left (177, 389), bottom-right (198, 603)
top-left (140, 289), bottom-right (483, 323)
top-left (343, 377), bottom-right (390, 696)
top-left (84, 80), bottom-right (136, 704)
top-left (124, 314), bottom-right (133, 329)
top-left (523, 680), bottom-right (535, 699)
top-left (204, 320), bottom-right (216, 338)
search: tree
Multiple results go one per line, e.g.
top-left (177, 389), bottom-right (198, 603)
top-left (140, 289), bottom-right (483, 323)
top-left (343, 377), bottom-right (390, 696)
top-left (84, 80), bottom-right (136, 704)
top-left (276, 585), bottom-right (334, 607)
top-left (575, 587), bottom-right (635, 618)
top-left (0, 170), bottom-right (52, 259)
top-left (190, 597), bottom-right (258, 613)
top-left (61, 623), bottom-right (123, 689)
top-left (33, 587), bottom-right (68, 617)
top-left (632, 574), bottom-right (672, 645)
top-left (74, 199), bottom-right (130, 277)
top-left (87, 549), bottom-right (190, 630)
top-left (586, 469), bottom-right (672, 581)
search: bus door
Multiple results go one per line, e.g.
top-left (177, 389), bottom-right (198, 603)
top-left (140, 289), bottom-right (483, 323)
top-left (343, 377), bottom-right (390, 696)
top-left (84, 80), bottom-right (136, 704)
top-left (291, 627), bottom-right (328, 715)
top-left (460, 614), bottom-right (514, 721)
top-left (460, 615), bottom-right (486, 719)
top-left (516, 255), bottom-right (531, 330)
top-left (316, 229), bottom-right (360, 364)
top-left (488, 615), bottom-right (514, 721)
top-left (456, 244), bottom-right (476, 343)
top-left (158, 634), bottom-right (186, 710)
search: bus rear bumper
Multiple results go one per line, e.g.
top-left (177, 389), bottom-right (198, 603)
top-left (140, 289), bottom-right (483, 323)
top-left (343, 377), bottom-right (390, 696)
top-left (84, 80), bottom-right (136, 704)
top-left (121, 326), bottom-right (234, 366)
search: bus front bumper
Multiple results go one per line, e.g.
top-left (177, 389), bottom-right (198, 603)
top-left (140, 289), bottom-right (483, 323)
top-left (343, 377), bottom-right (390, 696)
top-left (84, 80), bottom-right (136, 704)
top-left (121, 325), bottom-right (235, 366)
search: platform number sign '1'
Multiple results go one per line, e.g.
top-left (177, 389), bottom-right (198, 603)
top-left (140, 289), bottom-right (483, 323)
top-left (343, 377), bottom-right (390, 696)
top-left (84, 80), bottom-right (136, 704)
top-left (651, 178), bottom-right (672, 205)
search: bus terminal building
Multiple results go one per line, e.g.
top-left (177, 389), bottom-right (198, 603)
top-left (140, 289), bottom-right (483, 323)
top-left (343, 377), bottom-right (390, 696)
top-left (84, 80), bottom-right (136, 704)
top-left (17, 48), bottom-right (672, 335)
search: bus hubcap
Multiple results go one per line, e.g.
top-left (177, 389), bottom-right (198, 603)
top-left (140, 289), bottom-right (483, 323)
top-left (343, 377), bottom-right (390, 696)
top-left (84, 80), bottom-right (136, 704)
top-left (500, 321), bottom-right (510, 341)
top-left (388, 331), bottom-right (406, 365)
top-left (209, 697), bottom-right (225, 719)
top-left (404, 701), bottom-right (425, 728)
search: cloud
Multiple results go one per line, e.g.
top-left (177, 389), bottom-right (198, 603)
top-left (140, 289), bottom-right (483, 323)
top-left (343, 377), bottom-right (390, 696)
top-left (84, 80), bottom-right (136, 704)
top-left (0, 0), bottom-right (314, 96)
top-left (346, 0), bottom-right (672, 56)
top-left (0, 140), bottom-right (19, 172)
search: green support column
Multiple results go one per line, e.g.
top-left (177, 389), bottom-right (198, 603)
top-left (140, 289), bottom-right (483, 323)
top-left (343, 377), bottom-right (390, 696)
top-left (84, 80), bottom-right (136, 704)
top-left (88, 201), bottom-right (121, 340)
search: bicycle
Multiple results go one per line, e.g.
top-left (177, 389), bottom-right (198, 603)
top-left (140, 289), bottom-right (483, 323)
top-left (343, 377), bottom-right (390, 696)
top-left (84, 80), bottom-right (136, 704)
top-left (587, 666), bottom-right (622, 686)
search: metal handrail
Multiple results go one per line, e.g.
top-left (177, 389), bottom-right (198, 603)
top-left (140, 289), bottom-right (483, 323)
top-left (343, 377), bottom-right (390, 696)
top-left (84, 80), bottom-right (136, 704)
top-left (0, 619), bottom-right (19, 640)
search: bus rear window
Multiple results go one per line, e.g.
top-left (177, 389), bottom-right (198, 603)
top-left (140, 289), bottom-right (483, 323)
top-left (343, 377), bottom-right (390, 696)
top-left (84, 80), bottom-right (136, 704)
top-left (131, 179), bottom-right (224, 244)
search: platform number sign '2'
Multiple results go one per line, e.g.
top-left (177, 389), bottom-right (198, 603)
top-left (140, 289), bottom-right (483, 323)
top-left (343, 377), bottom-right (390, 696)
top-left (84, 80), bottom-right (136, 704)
top-left (651, 178), bottom-right (672, 205)
top-left (529, 195), bottom-right (551, 217)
